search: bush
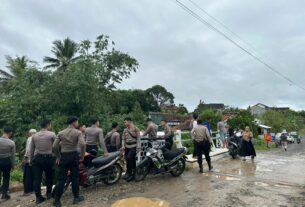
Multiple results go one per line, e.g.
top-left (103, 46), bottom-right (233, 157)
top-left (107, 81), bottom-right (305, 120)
top-left (11, 168), bottom-right (23, 183)
top-left (253, 137), bottom-right (275, 150)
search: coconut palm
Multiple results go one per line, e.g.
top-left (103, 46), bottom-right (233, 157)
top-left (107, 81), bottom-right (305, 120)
top-left (43, 37), bottom-right (79, 72)
top-left (0, 55), bottom-right (29, 83)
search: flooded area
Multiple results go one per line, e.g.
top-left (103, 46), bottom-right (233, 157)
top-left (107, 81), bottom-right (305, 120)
top-left (111, 197), bottom-right (169, 207)
top-left (3, 142), bottom-right (305, 207)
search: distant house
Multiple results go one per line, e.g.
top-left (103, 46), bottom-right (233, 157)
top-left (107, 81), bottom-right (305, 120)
top-left (195, 100), bottom-right (225, 113)
top-left (250, 103), bottom-right (269, 116)
top-left (250, 103), bottom-right (290, 116)
top-left (148, 112), bottom-right (191, 130)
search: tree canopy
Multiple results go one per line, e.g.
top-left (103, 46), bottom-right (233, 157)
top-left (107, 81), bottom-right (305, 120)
top-left (146, 85), bottom-right (174, 107)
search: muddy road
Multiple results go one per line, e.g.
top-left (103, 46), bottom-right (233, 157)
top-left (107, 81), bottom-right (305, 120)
top-left (3, 142), bottom-right (305, 207)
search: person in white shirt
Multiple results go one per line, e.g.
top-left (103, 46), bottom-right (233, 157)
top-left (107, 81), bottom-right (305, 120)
top-left (23, 129), bottom-right (37, 196)
top-left (190, 114), bottom-right (199, 158)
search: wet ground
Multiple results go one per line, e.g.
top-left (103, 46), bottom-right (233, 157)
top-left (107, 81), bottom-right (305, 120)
top-left (3, 142), bottom-right (305, 207)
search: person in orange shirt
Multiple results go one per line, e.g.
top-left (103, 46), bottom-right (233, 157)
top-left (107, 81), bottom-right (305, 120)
top-left (264, 130), bottom-right (272, 149)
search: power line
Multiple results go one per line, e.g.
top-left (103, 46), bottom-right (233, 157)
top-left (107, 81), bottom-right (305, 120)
top-left (187, 0), bottom-right (257, 52)
top-left (173, 0), bottom-right (305, 91)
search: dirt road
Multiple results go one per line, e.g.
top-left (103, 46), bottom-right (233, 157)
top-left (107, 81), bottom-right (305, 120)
top-left (3, 142), bottom-right (305, 207)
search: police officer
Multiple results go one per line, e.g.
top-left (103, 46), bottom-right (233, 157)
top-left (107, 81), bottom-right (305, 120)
top-left (161, 119), bottom-right (174, 150)
top-left (192, 120), bottom-right (213, 173)
top-left (142, 118), bottom-right (158, 140)
top-left (105, 122), bottom-right (121, 152)
top-left (53, 116), bottom-right (86, 207)
top-left (85, 117), bottom-right (108, 156)
top-left (0, 126), bottom-right (15, 200)
top-left (29, 119), bottom-right (56, 204)
top-left (121, 117), bottom-right (140, 182)
top-left (23, 129), bottom-right (37, 196)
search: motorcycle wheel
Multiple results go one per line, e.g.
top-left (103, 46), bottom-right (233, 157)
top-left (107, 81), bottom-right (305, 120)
top-left (102, 164), bottom-right (122, 185)
top-left (170, 158), bottom-right (185, 177)
top-left (135, 162), bottom-right (150, 182)
top-left (231, 154), bottom-right (237, 159)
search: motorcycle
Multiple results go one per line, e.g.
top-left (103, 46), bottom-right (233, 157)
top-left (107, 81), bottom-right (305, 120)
top-left (52, 150), bottom-right (123, 196)
top-left (228, 132), bottom-right (242, 159)
top-left (135, 141), bottom-right (188, 181)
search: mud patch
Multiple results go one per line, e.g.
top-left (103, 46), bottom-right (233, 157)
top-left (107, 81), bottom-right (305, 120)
top-left (112, 197), bottom-right (169, 207)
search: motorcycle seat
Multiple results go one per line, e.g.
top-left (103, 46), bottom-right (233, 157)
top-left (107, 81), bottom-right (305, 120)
top-left (92, 151), bottom-right (120, 167)
top-left (163, 148), bottom-right (185, 160)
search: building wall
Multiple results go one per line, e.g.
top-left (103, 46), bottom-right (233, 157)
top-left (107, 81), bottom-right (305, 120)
top-left (250, 105), bottom-right (267, 116)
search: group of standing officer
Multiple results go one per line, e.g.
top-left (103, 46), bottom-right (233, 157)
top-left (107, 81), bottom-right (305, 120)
top-left (0, 116), bottom-right (173, 206)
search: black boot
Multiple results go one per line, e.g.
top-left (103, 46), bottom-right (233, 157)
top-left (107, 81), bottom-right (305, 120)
top-left (36, 196), bottom-right (46, 205)
top-left (53, 198), bottom-right (62, 207)
top-left (1, 193), bottom-right (11, 200)
top-left (207, 161), bottom-right (213, 171)
top-left (198, 163), bottom-right (203, 173)
top-left (73, 195), bottom-right (84, 204)
top-left (126, 170), bottom-right (135, 182)
top-left (123, 172), bottom-right (130, 180)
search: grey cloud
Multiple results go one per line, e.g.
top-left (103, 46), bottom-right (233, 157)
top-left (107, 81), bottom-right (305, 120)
top-left (0, 0), bottom-right (304, 111)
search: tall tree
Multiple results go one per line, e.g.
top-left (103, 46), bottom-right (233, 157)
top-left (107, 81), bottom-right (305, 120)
top-left (146, 85), bottom-right (174, 107)
top-left (0, 55), bottom-right (30, 83)
top-left (43, 37), bottom-right (78, 71)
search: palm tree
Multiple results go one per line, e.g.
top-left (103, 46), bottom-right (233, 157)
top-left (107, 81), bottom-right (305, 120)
top-left (43, 37), bottom-right (79, 72)
top-left (0, 55), bottom-right (29, 83)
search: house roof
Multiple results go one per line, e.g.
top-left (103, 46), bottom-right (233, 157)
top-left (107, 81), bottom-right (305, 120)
top-left (253, 103), bottom-right (269, 109)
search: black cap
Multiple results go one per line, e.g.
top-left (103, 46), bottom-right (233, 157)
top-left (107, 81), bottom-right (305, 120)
top-left (67, 116), bottom-right (78, 125)
top-left (146, 118), bottom-right (152, 122)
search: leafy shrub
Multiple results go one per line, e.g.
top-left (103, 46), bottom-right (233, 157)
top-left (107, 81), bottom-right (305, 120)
top-left (11, 168), bottom-right (23, 183)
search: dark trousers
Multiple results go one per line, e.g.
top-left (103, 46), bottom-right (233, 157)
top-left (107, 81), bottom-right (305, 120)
top-left (55, 152), bottom-right (79, 200)
top-left (108, 146), bottom-right (118, 153)
top-left (86, 145), bottom-right (98, 156)
top-left (23, 163), bottom-right (33, 193)
top-left (0, 157), bottom-right (11, 195)
top-left (125, 147), bottom-right (137, 175)
top-left (194, 140), bottom-right (211, 168)
top-left (165, 137), bottom-right (173, 150)
top-left (32, 154), bottom-right (53, 198)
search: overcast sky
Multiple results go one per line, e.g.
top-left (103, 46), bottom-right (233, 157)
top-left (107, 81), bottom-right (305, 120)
top-left (1, 0), bottom-right (305, 111)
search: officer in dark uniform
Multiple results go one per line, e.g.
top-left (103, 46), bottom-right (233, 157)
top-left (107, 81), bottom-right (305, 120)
top-left (29, 119), bottom-right (56, 204)
top-left (53, 116), bottom-right (86, 207)
top-left (0, 126), bottom-right (15, 200)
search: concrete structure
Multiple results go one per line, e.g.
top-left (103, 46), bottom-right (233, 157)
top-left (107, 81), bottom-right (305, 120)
top-left (250, 103), bottom-right (269, 116)
top-left (250, 103), bottom-right (290, 116)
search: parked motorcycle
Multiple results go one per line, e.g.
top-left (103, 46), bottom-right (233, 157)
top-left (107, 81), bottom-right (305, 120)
top-left (135, 141), bottom-right (187, 181)
top-left (52, 150), bottom-right (123, 196)
top-left (228, 132), bottom-right (242, 159)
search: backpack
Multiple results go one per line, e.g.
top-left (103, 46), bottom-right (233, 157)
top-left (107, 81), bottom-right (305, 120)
top-left (104, 132), bottom-right (113, 147)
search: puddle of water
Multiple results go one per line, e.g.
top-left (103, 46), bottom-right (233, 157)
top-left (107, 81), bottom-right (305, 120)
top-left (274, 184), bottom-right (291, 189)
top-left (112, 197), bottom-right (170, 207)
top-left (255, 182), bottom-right (269, 187)
top-left (203, 173), bottom-right (241, 181)
top-left (256, 166), bottom-right (273, 172)
top-left (225, 177), bottom-right (241, 181)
